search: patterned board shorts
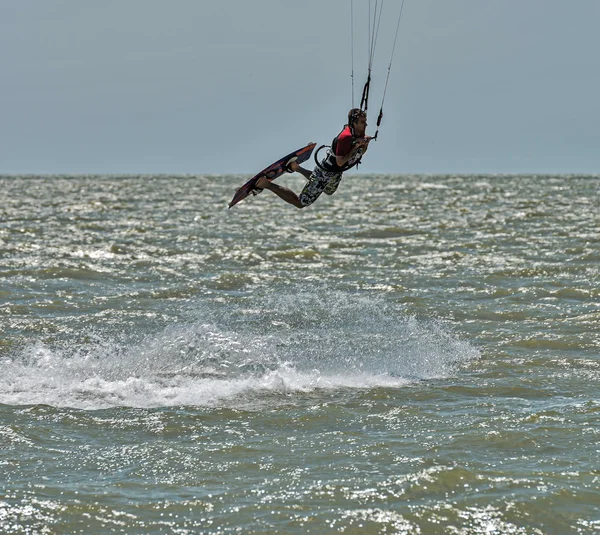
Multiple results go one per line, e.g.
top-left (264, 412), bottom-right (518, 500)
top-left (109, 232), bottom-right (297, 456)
top-left (298, 166), bottom-right (343, 207)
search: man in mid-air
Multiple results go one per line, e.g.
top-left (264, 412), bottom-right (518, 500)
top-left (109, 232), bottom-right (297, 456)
top-left (256, 108), bottom-right (371, 208)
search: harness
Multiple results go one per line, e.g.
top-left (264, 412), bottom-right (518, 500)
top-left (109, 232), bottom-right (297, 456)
top-left (314, 125), bottom-right (364, 173)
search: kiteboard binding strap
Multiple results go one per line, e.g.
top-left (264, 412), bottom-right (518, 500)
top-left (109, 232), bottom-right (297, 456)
top-left (284, 156), bottom-right (298, 174)
top-left (251, 176), bottom-right (266, 195)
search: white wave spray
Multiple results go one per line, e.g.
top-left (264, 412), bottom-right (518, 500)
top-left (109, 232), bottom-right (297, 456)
top-left (0, 290), bottom-right (479, 409)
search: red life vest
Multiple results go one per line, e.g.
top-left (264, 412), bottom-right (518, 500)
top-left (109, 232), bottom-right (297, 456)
top-left (319, 125), bottom-right (364, 172)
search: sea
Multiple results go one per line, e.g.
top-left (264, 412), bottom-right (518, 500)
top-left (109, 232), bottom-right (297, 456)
top-left (1, 173), bottom-right (598, 534)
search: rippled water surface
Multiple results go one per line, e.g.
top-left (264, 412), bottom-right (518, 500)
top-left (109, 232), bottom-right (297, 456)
top-left (1, 174), bottom-right (599, 534)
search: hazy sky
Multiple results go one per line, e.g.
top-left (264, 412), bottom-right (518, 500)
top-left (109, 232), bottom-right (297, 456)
top-left (2, 0), bottom-right (600, 174)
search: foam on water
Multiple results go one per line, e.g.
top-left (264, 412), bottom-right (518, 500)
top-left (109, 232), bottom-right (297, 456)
top-left (0, 290), bottom-right (479, 409)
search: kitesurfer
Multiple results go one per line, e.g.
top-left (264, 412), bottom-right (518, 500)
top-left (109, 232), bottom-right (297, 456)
top-left (255, 109), bottom-right (371, 208)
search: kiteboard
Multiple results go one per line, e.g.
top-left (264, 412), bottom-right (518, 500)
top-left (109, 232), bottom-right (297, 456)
top-left (228, 142), bottom-right (316, 208)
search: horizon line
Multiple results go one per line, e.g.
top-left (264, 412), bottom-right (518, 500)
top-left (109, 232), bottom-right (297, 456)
top-left (2, 171), bottom-right (600, 178)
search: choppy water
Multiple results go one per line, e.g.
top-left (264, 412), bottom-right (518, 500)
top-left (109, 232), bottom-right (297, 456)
top-left (1, 173), bottom-right (599, 534)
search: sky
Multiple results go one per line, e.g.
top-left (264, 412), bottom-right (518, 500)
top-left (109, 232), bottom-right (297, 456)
top-left (1, 0), bottom-right (600, 174)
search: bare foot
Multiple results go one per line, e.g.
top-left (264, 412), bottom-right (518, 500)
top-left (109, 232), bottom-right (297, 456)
top-left (256, 176), bottom-right (270, 189)
top-left (288, 161), bottom-right (300, 173)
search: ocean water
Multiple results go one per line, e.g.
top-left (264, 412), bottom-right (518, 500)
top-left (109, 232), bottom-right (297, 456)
top-left (0, 173), bottom-right (598, 534)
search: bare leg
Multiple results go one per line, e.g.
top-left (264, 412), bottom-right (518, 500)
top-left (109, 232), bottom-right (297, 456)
top-left (288, 161), bottom-right (313, 181)
top-left (256, 176), bottom-right (304, 209)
